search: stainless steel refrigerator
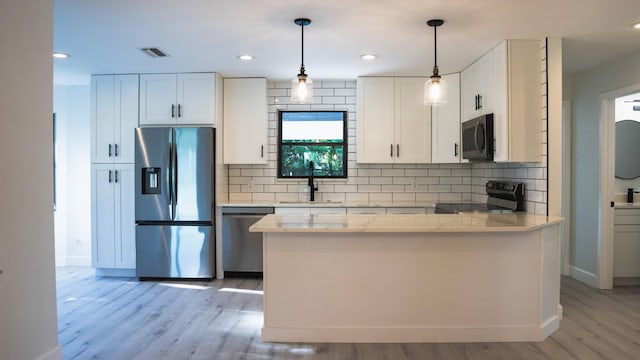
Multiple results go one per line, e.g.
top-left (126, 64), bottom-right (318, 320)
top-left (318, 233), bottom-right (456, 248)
top-left (135, 127), bottom-right (215, 279)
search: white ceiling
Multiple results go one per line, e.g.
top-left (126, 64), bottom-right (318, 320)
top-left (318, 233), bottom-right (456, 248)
top-left (53, 0), bottom-right (640, 85)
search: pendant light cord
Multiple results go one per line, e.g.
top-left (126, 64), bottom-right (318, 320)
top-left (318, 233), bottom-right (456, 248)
top-left (301, 21), bottom-right (305, 70)
top-left (433, 25), bottom-right (437, 68)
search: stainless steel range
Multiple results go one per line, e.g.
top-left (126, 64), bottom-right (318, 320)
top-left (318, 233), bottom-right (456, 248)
top-left (435, 180), bottom-right (525, 214)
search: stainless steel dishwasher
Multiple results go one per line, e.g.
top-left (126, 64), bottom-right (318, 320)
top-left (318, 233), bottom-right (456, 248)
top-left (222, 207), bottom-right (274, 277)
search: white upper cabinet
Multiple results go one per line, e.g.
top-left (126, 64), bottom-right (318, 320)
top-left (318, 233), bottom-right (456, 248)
top-left (91, 74), bottom-right (139, 164)
top-left (431, 73), bottom-right (463, 163)
top-left (356, 78), bottom-right (395, 163)
top-left (492, 40), bottom-right (541, 163)
top-left (357, 77), bottom-right (431, 164)
top-left (139, 73), bottom-right (217, 126)
top-left (223, 78), bottom-right (268, 164)
top-left (461, 39), bottom-right (541, 163)
top-left (461, 51), bottom-right (494, 122)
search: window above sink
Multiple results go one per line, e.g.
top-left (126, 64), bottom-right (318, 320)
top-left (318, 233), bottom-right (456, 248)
top-left (277, 110), bottom-right (348, 179)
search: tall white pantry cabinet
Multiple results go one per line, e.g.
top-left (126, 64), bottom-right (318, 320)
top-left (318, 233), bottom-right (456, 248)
top-left (90, 75), bottom-right (138, 271)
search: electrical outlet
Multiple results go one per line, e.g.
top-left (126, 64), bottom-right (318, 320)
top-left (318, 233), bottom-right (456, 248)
top-left (409, 178), bottom-right (418, 191)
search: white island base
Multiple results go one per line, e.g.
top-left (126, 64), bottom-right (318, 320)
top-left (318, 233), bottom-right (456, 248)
top-left (253, 214), bottom-right (563, 343)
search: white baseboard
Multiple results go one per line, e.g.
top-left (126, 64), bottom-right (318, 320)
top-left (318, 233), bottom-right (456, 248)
top-left (613, 277), bottom-right (640, 286)
top-left (95, 268), bottom-right (136, 277)
top-left (55, 256), bottom-right (91, 267)
top-left (65, 256), bottom-right (91, 267)
top-left (570, 265), bottom-right (599, 287)
top-left (54, 256), bottom-right (66, 267)
top-left (35, 345), bottom-right (62, 360)
top-left (262, 322), bottom-right (559, 343)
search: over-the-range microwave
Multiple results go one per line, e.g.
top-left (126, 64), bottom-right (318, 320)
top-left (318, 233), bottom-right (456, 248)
top-left (461, 113), bottom-right (494, 161)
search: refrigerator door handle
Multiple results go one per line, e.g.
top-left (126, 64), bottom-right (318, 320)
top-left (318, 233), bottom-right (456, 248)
top-left (171, 128), bottom-right (177, 221)
top-left (174, 139), bottom-right (178, 210)
top-left (168, 140), bottom-right (173, 210)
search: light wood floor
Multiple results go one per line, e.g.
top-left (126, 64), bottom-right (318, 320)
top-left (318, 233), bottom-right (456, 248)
top-left (56, 267), bottom-right (640, 360)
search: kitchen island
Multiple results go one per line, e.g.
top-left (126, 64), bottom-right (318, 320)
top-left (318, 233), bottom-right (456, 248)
top-left (250, 213), bottom-right (563, 343)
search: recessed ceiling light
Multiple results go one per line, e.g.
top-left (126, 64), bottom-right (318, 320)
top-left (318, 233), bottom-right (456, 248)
top-left (238, 54), bottom-right (254, 61)
top-left (360, 54), bottom-right (378, 60)
top-left (53, 52), bottom-right (69, 59)
top-left (633, 22), bottom-right (640, 29)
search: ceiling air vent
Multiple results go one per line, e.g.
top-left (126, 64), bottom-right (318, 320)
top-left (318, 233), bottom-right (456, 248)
top-left (140, 47), bottom-right (170, 58)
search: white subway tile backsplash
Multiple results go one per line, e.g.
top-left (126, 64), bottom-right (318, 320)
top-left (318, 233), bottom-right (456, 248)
top-left (369, 193), bottom-right (393, 202)
top-left (358, 184), bottom-right (382, 193)
top-left (229, 77), bottom-right (547, 213)
top-left (370, 177), bottom-right (393, 185)
top-left (393, 193), bottom-right (415, 202)
top-left (381, 185), bottom-right (405, 192)
top-left (382, 169), bottom-right (405, 177)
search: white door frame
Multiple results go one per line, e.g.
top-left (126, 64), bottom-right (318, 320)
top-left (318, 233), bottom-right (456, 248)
top-left (598, 83), bottom-right (640, 289)
top-left (562, 101), bottom-right (571, 276)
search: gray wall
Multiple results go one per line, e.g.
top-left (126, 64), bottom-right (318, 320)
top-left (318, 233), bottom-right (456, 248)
top-left (54, 85), bottom-right (92, 266)
top-left (570, 49), bottom-right (640, 277)
top-left (0, 1), bottom-right (61, 359)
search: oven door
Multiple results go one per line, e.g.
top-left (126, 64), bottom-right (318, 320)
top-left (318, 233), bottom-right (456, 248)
top-left (461, 114), bottom-right (493, 160)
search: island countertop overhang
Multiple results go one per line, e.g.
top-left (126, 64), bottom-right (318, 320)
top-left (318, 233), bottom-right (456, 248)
top-left (249, 213), bottom-right (563, 233)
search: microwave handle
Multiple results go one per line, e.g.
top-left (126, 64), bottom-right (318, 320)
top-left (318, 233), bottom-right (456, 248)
top-left (474, 123), bottom-right (481, 153)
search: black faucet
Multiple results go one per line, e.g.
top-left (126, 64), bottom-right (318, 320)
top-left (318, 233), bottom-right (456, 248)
top-left (308, 161), bottom-right (318, 201)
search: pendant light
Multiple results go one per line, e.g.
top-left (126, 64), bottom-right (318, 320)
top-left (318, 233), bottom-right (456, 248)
top-left (424, 19), bottom-right (447, 106)
top-left (291, 18), bottom-right (314, 103)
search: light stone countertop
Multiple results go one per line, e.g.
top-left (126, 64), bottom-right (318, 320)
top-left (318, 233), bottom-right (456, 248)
top-left (249, 213), bottom-right (563, 233)
top-left (218, 201), bottom-right (439, 208)
top-left (614, 202), bottom-right (640, 209)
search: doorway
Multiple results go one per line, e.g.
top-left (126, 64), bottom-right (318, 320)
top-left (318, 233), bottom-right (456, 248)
top-left (599, 84), bottom-right (640, 289)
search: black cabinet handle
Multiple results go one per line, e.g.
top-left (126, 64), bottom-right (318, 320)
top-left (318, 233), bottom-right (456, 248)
top-left (108, 170), bottom-right (112, 183)
top-left (396, 144), bottom-right (400, 158)
top-left (171, 104), bottom-right (176, 118)
top-left (478, 95), bottom-right (483, 110)
top-left (454, 143), bottom-right (458, 157)
top-left (178, 104), bottom-right (182, 117)
top-left (390, 144), bottom-right (394, 157)
top-left (261, 145), bottom-right (264, 158)
top-left (115, 170), bottom-right (119, 183)
top-left (114, 144), bottom-right (119, 157)
top-left (108, 144), bottom-right (112, 157)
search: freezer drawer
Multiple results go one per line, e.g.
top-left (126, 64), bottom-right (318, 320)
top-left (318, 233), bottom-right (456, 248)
top-left (136, 224), bottom-right (213, 279)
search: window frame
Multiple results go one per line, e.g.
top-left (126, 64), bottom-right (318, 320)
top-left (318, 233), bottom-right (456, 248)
top-left (277, 110), bottom-right (348, 179)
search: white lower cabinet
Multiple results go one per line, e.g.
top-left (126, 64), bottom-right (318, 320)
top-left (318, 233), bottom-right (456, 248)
top-left (91, 164), bottom-right (135, 269)
top-left (614, 208), bottom-right (640, 277)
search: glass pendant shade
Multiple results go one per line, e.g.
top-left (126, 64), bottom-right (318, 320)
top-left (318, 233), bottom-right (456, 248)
top-left (291, 72), bottom-right (313, 103)
top-left (424, 74), bottom-right (447, 106)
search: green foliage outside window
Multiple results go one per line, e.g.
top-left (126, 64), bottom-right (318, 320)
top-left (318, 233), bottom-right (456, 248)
top-left (280, 144), bottom-right (344, 177)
